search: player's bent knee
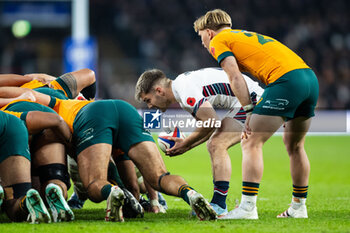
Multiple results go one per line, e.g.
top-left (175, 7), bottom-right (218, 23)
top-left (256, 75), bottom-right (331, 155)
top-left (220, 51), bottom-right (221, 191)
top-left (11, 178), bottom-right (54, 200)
top-left (207, 137), bottom-right (228, 155)
top-left (241, 138), bottom-right (262, 151)
top-left (86, 180), bottom-right (105, 203)
top-left (37, 163), bottom-right (71, 190)
top-left (284, 141), bottom-right (305, 155)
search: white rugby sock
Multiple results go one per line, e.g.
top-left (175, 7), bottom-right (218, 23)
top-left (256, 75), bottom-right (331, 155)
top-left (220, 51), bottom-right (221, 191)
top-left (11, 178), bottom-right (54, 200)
top-left (240, 194), bottom-right (257, 211)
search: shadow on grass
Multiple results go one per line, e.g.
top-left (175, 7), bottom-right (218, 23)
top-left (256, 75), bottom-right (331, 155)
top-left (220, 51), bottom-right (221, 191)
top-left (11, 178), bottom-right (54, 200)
top-left (0, 211), bottom-right (11, 223)
top-left (74, 208), bottom-right (196, 222)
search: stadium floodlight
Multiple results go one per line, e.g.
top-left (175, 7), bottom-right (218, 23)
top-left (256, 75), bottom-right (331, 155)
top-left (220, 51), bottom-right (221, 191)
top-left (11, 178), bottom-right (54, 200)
top-left (12, 19), bottom-right (31, 38)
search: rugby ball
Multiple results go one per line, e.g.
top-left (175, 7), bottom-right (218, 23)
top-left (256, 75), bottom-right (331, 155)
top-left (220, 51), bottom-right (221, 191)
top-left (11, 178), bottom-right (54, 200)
top-left (157, 127), bottom-right (185, 153)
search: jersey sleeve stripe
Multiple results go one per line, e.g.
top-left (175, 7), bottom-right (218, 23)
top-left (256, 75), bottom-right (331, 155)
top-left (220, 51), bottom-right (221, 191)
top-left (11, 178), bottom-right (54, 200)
top-left (202, 83), bottom-right (235, 97)
top-left (207, 85), bottom-right (215, 95)
top-left (202, 87), bottom-right (209, 97)
top-left (213, 83), bottom-right (220, 94)
top-left (227, 83), bottom-right (234, 96)
top-left (192, 98), bottom-right (207, 117)
top-left (217, 51), bottom-right (235, 65)
top-left (222, 83), bottom-right (229, 95)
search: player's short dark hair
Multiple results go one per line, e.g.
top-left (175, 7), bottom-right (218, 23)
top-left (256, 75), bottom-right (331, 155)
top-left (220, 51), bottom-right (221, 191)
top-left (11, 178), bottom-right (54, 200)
top-left (135, 69), bottom-right (168, 102)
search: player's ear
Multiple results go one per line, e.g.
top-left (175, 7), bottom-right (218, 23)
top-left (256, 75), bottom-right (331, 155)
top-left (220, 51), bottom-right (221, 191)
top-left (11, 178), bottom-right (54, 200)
top-left (155, 86), bottom-right (163, 95)
top-left (208, 29), bottom-right (215, 40)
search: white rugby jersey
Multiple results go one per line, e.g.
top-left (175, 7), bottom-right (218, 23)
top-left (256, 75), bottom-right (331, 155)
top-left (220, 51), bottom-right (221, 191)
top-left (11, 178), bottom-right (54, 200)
top-left (172, 68), bottom-right (263, 118)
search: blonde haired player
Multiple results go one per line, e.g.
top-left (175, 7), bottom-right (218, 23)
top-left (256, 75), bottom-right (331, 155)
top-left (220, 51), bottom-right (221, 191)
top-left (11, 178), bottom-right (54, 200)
top-left (194, 9), bottom-right (318, 219)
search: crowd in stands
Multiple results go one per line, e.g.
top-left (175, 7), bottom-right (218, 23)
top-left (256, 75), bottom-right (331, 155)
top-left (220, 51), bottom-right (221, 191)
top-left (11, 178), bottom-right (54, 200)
top-left (1, 0), bottom-right (349, 109)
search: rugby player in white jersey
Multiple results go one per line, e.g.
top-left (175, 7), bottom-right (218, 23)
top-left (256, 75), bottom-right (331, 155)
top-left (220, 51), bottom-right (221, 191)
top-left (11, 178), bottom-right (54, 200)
top-left (135, 67), bottom-right (263, 216)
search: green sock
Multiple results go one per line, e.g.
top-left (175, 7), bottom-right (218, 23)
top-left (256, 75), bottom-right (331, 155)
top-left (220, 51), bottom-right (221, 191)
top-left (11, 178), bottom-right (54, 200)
top-left (101, 184), bottom-right (112, 200)
top-left (178, 185), bottom-right (194, 205)
top-left (107, 161), bottom-right (125, 188)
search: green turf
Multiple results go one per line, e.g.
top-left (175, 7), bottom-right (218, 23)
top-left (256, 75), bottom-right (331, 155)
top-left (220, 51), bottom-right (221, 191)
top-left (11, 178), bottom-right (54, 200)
top-left (1, 136), bottom-right (349, 232)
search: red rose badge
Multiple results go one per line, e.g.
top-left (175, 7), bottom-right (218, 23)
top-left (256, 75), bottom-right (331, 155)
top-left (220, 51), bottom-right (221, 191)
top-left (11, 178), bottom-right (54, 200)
top-left (187, 97), bottom-right (196, 106)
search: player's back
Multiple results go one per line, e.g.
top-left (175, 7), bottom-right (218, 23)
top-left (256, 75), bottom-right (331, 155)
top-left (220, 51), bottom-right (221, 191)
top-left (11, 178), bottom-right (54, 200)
top-left (2, 99), bottom-right (56, 114)
top-left (181, 67), bottom-right (262, 93)
top-left (20, 80), bottom-right (46, 89)
top-left (173, 68), bottom-right (262, 113)
top-left (210, 29), bottom-right (309, 85)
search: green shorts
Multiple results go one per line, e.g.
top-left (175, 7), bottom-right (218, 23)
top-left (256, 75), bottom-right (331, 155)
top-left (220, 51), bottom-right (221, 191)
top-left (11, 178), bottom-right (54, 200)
top-left (253, 68), bottom-right (319, 120)
top-left (0, 111), bottom-right (30, 163)
top-left (5, 101), bottom-right (58, 147)
top-left (72, 100), bottom-right (154, 157)
top-left (34, 87), bottom-right (69, 100)
top-left (5, 101), bottom-right (56, 113)
top-left (114, 153), bottom-right (131, 162)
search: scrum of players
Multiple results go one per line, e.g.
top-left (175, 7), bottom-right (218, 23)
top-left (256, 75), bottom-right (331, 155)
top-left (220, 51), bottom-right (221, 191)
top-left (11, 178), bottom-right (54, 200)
top-left (0, 9), bottom-right (316, 223)
top-left (0, 69), bottom-right (217, 223)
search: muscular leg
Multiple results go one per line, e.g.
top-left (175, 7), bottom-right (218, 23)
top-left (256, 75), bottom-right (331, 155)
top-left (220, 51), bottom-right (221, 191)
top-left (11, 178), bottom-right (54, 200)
top-left (236, 115), bottom-right (284, 214)
top-left (221, 114), bottom-right (284, 219)
top-left (115, 159), bottom-right (140, 200)
top-left (77, 143), bottom-right (111, 202)
top-left (128, 141), bottom-right (187, 196)
top-left (276, 117), bottom-right (312, 218)
top-left (283, 117), bottom-right (311, 187)
top-left (129, 141), bottom-right (217, 220)
top-left (0, 156), bottom-right (31, 221)
top-left (241, 114), bottom-right (284, 183)
top-left (32, 129), bottom-right (68, 198)
top-left (32, 129), bottom-right (75, 222)
top-left (207, 117), bottom-right (242, 181)
top-left (206, 117), bottom-right (242, 210)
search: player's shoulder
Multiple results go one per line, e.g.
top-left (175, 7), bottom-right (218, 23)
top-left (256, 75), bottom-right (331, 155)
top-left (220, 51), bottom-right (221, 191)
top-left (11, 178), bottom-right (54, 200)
top-left (173, 70), bottom-right (200, 86)
top-left (179, 67), bottom-right (225, 77)
top-left (175, 68), bottom-right (228, 85)
top-left (172, 73), bottom-right (188, 89)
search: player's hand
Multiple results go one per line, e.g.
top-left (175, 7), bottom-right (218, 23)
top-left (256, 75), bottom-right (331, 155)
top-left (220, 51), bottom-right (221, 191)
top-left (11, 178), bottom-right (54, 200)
top-left (16, 91), bottom-right (36, 102)
top-left (166, 137), bottom-right (189, 156)
top-left (241, 114), bottom-right (252, 140)
top-left (25, 73), bottom-right (56, 85)
top-left (150, 200), bottom-right (166, 214)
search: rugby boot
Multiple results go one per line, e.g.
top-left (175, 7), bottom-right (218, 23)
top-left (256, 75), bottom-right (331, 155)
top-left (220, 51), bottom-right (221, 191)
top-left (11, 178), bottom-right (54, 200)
top-left (105, 186), bottom-right (125, 222)
top-left (277, 197), bottom-right (308, 218)
top-left (26, 189), bottom-right (51, 224)
top-left (188, 190), bottom-right (217, 221)
top-left (45, 183), bottom-right (74, 222)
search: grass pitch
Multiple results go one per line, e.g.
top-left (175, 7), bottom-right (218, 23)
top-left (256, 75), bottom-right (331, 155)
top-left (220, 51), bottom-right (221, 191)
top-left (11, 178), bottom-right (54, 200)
top-left (1, 136), bottom-right (349, 232)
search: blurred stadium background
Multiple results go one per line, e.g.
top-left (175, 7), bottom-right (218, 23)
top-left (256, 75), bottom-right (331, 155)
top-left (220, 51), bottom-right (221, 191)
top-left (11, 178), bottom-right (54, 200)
top-left (0, 0), bottom-right (349, 111)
